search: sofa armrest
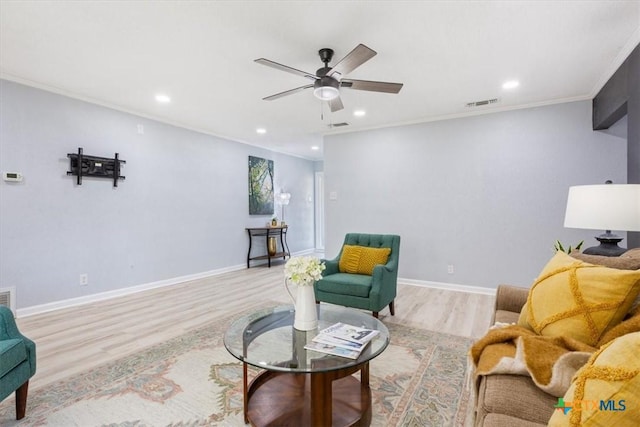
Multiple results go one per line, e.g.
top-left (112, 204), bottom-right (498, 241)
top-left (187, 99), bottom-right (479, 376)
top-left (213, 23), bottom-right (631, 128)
top-left (494, 284), bottom-right (529, 314)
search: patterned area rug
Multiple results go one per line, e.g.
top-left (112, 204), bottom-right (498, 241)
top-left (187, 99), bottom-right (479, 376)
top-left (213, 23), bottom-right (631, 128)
top-left (0, 305), bottom-right (474, 427)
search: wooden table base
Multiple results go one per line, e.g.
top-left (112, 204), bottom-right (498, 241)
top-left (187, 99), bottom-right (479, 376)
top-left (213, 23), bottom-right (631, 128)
top-left (244, 363), bottom-right (372, 427)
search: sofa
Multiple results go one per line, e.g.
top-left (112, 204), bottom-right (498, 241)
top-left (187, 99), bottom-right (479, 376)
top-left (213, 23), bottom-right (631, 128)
top-left (474, 284), bottom-right (558, 426)
top-left (473, 249), bottom-right (640, 427)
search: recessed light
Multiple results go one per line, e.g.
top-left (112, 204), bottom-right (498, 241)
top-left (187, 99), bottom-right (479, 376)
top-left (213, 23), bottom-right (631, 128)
top-left (502, 80), bottom-right (519, 90)
top-left (311, 146), bottom-right (320, 151)
top-left (354, 110), bottom-right (366, 117)
top-left (155, 94), bottom-right (171, 103)
top-left (256, 128), bottom-right (267, 134)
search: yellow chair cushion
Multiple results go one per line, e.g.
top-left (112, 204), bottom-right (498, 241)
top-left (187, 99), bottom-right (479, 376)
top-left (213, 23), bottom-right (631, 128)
top-left (338, 245), bottom-right (391, 275)
top-left (521, 251), bottom-right (640, 346)
top-left (548, 332), bottom-right (640, 427)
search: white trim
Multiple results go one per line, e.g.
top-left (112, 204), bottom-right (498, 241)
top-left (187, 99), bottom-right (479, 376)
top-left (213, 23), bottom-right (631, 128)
top-left (589, 26), bottom-right (640, 98)
top-left (15, 248), bottom-right (318, 318)
top-left (16, 264), bottom-right (245, 318)
top-left (324, 95), bottom-right (592, 137)
top-left (292, 248), bottom-right (317, 256)
top-left (314, 171), bottom-right (325, 250)
top-left (399, 277), bottom-right (496, 296)
top-left (0, 73), bottom-right (318, 162)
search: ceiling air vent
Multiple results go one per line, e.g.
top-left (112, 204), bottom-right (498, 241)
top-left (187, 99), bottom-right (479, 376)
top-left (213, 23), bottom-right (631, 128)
top-left (328, 122), bottom-right (350, 128)
top-left (466, 98), bottom-right (499, 108)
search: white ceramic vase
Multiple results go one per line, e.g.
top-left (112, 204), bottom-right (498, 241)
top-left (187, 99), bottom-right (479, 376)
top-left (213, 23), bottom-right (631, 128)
top-left (285, 280), bottom-right (318, 331)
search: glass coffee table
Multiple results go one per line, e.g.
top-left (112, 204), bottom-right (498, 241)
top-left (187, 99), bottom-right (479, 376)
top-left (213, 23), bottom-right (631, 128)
top-left (224, 304), bottom-right (389, 427)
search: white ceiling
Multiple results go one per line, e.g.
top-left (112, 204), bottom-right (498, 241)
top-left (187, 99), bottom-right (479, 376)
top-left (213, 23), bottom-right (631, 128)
top-left (1, 1), bottom-right (639, 161)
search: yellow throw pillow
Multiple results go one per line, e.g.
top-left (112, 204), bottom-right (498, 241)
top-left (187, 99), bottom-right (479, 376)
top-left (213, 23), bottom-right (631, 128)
top-left (339, 245), bottom-right (362, 273)
top-left (358, 246), bottom-right (391, 275)
top-left (522, 251), bottom-right (640, 347)
top-left (338, 245), bottom-right (391, 275)
top-left (517, 302), bottom-right (533, 330)
top-left (548, 332), bottom-right (640, 427)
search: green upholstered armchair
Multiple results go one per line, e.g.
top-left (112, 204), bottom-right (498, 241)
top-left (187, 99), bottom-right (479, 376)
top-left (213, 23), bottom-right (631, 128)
top-left (0, 306), bottom-right (36, 420)
top-left (314, 233), bottom-right (401, 318)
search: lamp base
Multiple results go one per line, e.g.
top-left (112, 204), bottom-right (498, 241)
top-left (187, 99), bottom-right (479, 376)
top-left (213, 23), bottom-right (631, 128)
top-left (582, 233), bottom-right (627, 257)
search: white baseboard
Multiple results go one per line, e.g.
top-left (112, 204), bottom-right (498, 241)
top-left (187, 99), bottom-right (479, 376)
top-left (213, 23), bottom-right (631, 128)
top-left (293, 248), bottom-right (319, 256)
top-left (399, 277), bottom-right (496, 296)
top-left (16, 253), bottom-right (493, 318)
top-left (16, 248), bottom-right (321, 318)
top-left (16, 263), bottom-right (246, 318)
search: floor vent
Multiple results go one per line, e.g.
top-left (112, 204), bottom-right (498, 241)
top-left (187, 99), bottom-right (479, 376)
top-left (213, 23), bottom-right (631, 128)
top-left (466, 98), bottom-right (499, 108)
top-left (0, 287), bottom-right (16, 314)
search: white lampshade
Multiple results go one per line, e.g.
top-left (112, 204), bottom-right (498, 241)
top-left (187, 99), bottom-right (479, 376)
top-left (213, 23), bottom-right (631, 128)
top-left (564, 184), bottom-right (640, 231)
top-left (278, 192), bottom-right (291, 205)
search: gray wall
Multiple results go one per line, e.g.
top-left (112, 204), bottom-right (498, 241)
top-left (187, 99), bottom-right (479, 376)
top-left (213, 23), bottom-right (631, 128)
top-left (0, 80), bottom-right (316, 309)
top-left (324, 101), bottom-right (627, 289)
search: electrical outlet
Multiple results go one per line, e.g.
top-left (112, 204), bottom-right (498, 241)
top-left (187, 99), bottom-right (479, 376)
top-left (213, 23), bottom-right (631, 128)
top-left (79, 274), bottom-right (88, 286)
top-left (447, 265), bottom-right (454, 274)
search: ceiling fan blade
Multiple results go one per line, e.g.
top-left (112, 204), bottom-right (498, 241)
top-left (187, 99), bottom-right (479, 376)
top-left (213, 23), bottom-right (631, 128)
top-left (327, 44), bottom-right (376, 78)
top-left (341, 79), bottom-right (403, 94)
top-left (255, 58), bottom-right (318, 81)
top-left (328, 96), bottom-right (344, 112)
top-left (263, 84), bottom-right (314, 101)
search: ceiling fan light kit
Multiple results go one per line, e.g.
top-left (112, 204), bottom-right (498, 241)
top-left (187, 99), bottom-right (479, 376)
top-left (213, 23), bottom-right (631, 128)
top-left (256, 44), bottom-right (403, 112)
top-left (313, 77), bottom-right (340, 100)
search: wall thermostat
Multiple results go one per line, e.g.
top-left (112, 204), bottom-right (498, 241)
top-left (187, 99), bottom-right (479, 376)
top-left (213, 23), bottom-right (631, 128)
top-left (3, 172), bottom-right (23, 182)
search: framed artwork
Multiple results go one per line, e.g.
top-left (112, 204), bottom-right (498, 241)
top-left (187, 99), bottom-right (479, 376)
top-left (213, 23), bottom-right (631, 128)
top-left (248, 156), bottom-right (274, 215)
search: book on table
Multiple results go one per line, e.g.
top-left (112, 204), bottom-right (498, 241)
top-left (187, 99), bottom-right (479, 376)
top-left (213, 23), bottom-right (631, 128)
top-left (304, 322), bottom-right (380, 359)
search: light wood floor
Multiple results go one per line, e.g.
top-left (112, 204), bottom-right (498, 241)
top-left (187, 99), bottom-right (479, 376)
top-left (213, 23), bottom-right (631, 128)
top-left (13, 264), bottom-right (495, 392)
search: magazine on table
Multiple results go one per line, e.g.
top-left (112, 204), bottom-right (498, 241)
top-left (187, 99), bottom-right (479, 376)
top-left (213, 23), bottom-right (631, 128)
top-left (304, 322), bottom-right (379, 359)
top-left (319, 322), bottom-right (379, 345)
top-left (303, 341), bottom-right (361, 359)
top-left (312, 333), bottom-right (367, 351)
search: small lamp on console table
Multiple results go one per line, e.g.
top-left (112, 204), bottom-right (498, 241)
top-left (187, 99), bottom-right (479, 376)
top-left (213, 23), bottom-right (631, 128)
top-left (564, 183), bottom-right (640, 256)
top-left (278, 192), bottom-right (291, 225)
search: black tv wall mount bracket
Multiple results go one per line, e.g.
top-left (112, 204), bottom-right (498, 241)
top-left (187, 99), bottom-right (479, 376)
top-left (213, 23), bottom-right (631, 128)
top-left (67, 147), bottom-right (126, 187)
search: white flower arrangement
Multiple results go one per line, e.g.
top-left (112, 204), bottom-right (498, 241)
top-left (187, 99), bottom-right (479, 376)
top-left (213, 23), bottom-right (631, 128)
top-left (284, 256), bottom-right (326, 286)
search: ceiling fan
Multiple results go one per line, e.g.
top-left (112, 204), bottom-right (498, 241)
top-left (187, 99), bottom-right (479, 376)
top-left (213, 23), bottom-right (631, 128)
top-left (255, 44), bottom-right (403, 112)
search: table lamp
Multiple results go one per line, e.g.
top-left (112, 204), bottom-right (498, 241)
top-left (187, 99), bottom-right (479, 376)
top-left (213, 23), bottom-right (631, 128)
top-left (564, 183), bottom-right (640, 256)
top-left (278, 192), bottom-right (291, 224)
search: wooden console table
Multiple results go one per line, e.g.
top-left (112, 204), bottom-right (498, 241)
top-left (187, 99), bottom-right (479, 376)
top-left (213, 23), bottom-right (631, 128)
top-left (246, 226), bottom-right (290, 268)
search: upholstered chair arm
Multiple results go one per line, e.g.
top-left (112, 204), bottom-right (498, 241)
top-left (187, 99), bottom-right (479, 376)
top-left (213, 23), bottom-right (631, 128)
top-left (321, 258), bottom-right (340, 276)
top-left (0, 306), bottom-right (36, 375)
top-left (0, 306), bottom-right (21, 340)
top-left (369, 259), bottom-right (398, 300)
top-left (494, 284), bottom-right (529, 314)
